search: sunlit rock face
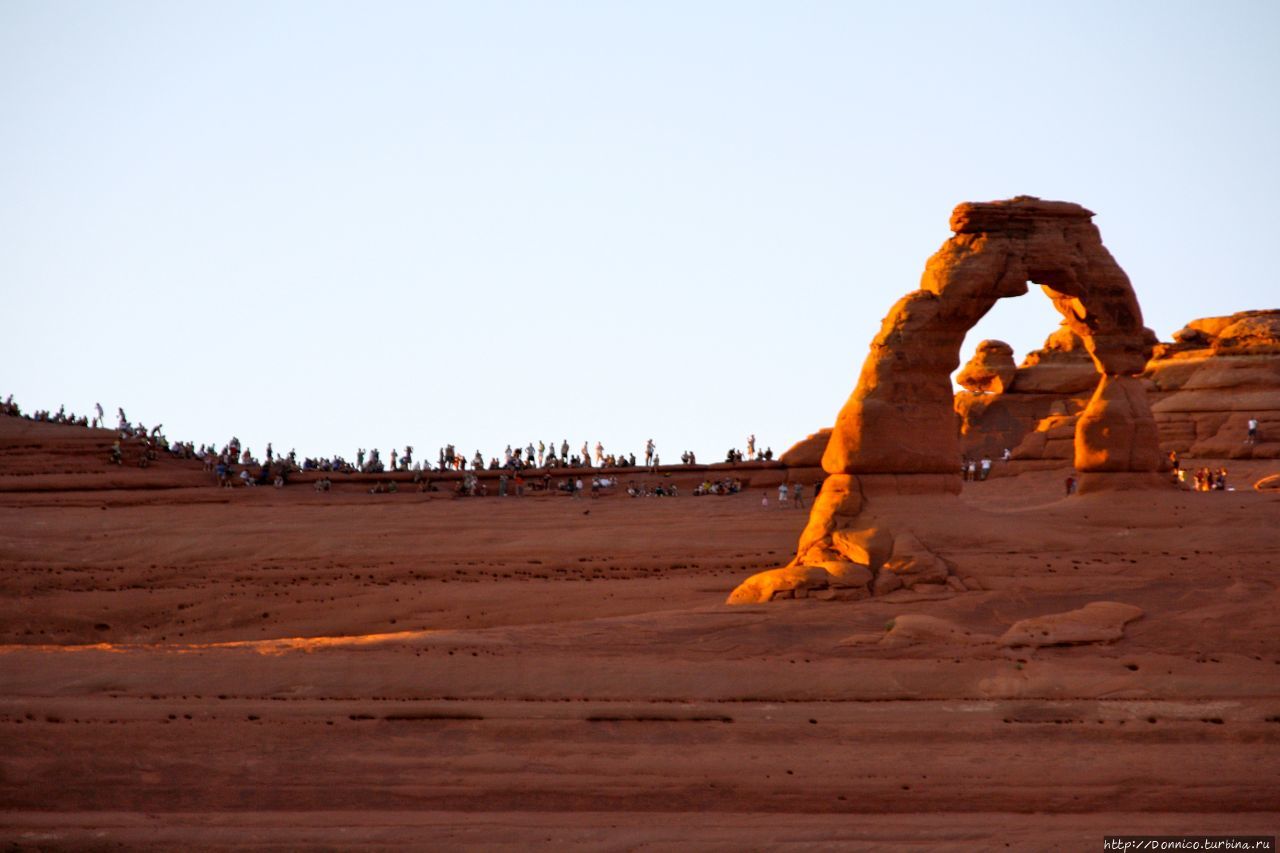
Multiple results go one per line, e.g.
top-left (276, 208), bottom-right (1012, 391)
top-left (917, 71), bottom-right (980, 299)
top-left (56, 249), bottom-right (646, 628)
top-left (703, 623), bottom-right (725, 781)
top-left (820, 196), bottom-right (1154, 478)
top-left (731, 197), bottom-right (1159, 605)
top-left (778, 429), bottom-right (831, 468)
top-left (1144, 310), bottom-right (1280, 459)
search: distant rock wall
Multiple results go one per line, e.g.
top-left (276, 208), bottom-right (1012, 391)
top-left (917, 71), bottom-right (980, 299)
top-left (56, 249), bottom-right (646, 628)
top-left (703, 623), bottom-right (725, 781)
top-left (951, 310), bottom-right (1280, 461)
top-left (1146, 311), bottom-right (1280, 458)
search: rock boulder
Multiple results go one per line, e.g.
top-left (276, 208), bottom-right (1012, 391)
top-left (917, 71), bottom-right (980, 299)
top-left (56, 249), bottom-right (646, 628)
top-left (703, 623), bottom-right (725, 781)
top-left (999, 601), bottom-right (1144, 647)
top-left (956, 340), bottom-right (1017, 394)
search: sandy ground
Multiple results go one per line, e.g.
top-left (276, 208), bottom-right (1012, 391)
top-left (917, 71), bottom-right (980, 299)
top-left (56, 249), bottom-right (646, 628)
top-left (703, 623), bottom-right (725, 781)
top-left (1, 417), bottom-right (1278, 850)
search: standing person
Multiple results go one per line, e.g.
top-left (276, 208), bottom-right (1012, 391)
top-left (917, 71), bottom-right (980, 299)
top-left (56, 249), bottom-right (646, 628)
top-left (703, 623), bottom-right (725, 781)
top-left (561, 440), bottom-right (570, 462)
top-left (573, 477), bottom-right (584, 499)
top-left (594, 442), bottom-right (604, 467)
top-left (1065, 474), bottom-right (1077, 496)
top-left (537, 441), bottom-right (545, 467)
top-left (644, 438), bottom-right (655, 467)
top-left (581, 442), bottom-right (590, 467)
top-left (747, 434), bottom-right (756, 460)
top-left (1247, 416), bottom-right (1259, 444)
top-left (95, 402), bottom-right (104, 428)
top-left (777, 482), bottom-right (789, 508)
top-left (979, 457), bottom-right (992, 481)
top-left (792, 481), bottom-right (805, 510)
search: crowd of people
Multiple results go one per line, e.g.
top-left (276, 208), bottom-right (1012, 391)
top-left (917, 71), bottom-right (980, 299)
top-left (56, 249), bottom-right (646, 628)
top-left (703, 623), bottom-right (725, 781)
top-left (1169, 452), bottom-right (1231, 491)
top-left (960, 448), bottom-right (1015, 482)
top-left (693, 478), bottom-right (745, 496)
top-left (1187, 466), bottom-right (1230, 491)
top-left (5, 393), bottom-right (787, 491)
top-left (3, 393), bottom-right (1266, 499)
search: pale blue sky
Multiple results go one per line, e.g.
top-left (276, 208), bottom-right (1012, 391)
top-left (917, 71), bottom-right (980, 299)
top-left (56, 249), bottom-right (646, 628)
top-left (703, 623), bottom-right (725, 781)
top-left (3, 1), bottom-right (1277, 462)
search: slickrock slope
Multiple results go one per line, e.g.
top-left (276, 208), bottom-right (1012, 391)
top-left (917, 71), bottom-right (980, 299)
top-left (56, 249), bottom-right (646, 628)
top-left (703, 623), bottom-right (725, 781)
top-left (2, 418), bottom-right (1278, 849)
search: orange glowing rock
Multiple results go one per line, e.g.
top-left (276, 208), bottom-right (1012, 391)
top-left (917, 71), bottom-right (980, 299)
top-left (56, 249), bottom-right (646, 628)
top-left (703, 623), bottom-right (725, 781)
top-left (730, 197), bottom-right (1161, 605)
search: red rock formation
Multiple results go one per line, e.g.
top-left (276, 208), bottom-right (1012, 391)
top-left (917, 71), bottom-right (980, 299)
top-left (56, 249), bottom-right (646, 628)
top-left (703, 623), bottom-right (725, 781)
top-left (778, 429), bottom-right (831, 468)
top-left (1074, 375), bottom-right (1162, 471)
top-left (998, 602), bottom-right (1144, 648)
top-left (1172, 310), bottom-right (1280, 354)
top-left (956, 340), bottom-right (1016, 394)
top-left (993, 309), bottom-right (1280, 463)
top-left (1009, 325), bottom-right (1099, 395)
top-left (731, 197), bottom-right (1159, 604)
top-left (955, 328), bottom-right (1095, 458)
top-left (1146, 310), bottom-right (1280, 459)
top-left (821, 197), bottom-right (1155, 478)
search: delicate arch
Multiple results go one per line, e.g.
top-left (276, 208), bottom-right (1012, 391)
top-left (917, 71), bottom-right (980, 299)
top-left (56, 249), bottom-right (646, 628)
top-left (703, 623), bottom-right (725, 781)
top-left (726, 198), bottom-right (1163, 605)
top-left (821, 197), bottom-right (1159, 476)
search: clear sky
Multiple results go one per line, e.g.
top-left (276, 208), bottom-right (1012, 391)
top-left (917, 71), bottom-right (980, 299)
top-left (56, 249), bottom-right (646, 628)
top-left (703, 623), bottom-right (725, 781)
top-left (3, 1), bottom-right (1278, 464)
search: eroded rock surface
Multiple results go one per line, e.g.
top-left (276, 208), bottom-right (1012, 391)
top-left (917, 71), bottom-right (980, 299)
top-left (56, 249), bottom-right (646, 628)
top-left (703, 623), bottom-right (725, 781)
top-left (877, 614), bottom-right (988, 647)
top-left (956, 340), bottom-right (1017, 394)
top-left (999, 602), bottom-right (1145, 648)
top-left (1146, 310), bottom-right (1280, 459)
top-left (1073, 375), bottom-right (1161, 472)
top-left (841, 601), bottom-right (1146, 649)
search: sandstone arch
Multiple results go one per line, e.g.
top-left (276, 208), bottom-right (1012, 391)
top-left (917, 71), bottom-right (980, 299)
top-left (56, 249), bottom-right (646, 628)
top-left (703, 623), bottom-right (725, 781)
top-left (825, 196), bottom-right (1158, 476)
top-left (728, 197), bottom-right (1161, 605)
